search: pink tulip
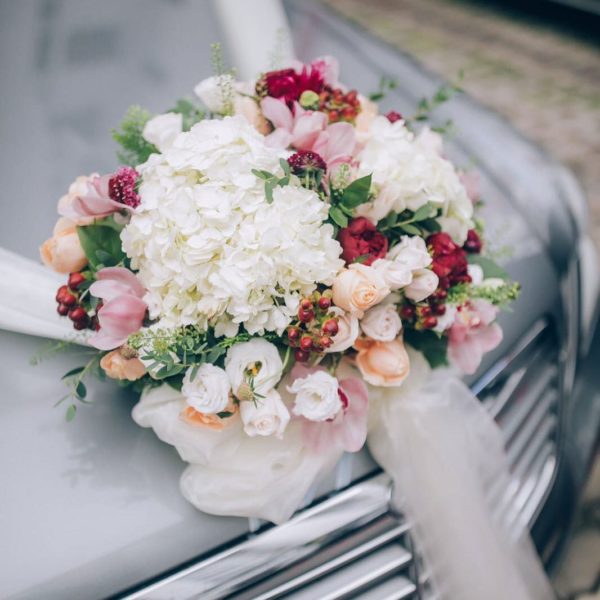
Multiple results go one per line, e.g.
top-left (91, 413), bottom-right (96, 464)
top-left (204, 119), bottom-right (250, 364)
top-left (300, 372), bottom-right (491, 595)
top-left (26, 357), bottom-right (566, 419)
top-left (292, 365), bottom-right (369, 454)
top-left (89, 267), bottom-right (147, 350)
top-left (448, 300), bottom-right (503, 374)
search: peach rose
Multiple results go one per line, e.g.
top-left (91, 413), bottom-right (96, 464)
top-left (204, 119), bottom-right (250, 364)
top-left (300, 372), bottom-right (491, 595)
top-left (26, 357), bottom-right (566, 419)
top-left (100, 348), bottom-right (146, 381)
top-left (57, 174), bottom-right (98, 225)
top-left (180, 400), bottom-right (238, 431)
top-left (40, 218), bottom-right (88, 274)
top-left (355, 95), bottom-right (378, 135)
top-left (354, 337), bottom-right (410, 387)
top-left (234, 95), bottom-right (271, 135)
top-left (332, 263), bottom-right (390, 318)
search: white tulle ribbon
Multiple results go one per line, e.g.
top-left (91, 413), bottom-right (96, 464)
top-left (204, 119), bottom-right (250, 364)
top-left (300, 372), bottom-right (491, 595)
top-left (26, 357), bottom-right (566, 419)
top-left (367, 351), bottom-right (555, 600)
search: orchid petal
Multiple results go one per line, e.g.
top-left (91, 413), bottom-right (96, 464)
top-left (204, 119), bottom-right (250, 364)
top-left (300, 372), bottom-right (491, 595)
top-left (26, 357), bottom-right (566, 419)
top-left (260, 97), bottom-right (293, 131)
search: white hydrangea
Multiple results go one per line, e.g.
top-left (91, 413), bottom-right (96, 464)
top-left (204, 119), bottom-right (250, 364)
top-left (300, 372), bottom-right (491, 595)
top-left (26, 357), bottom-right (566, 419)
top-left (121, 116), bottom-right (343, 335)
top-left (356, 116), bottom-right (474, 244)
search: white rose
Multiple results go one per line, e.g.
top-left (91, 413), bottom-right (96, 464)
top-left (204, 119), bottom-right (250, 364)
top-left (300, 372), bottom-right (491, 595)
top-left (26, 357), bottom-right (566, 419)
top-left (194, 74), bottom-right (236, 113)
top-left (467, 264), bottom-right (484, 286)
top-left (372, 258), bottom-right (413, 290)
top-left (325, 307), bottom-right (359, 353)
top-left (387, 236), bottom-right (432, 270)
top-left (142, 112), bottom-right (182, 152)
top-left (288, 371), bottom-right (343, 422)
top-left (404, 268), bottom-right (439, 302)
top-left (225, 338), bottom-right (283, 398)
top-left (360, 303), bottom-right (402, 342)
top-left (181, 363), bottom-right (231, 414)
top-left (240, 389), bottom-right (290, 438)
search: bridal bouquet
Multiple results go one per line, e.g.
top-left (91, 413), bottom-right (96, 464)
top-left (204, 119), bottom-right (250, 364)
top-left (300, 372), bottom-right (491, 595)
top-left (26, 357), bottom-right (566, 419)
top-left (40, 55), bottom-right (520, 520)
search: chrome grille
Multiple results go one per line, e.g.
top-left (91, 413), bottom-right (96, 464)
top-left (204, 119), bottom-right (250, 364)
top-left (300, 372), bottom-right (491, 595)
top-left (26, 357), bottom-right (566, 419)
top-left (124, 319), bottom-right (560, 600)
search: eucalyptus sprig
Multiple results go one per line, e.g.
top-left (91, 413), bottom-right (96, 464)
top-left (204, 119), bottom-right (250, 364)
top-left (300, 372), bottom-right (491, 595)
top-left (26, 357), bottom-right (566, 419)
top-left (57, 353), bottom-right (103, 421)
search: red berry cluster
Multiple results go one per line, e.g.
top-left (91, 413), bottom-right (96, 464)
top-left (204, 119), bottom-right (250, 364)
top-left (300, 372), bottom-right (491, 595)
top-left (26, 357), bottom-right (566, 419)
top-left (55, 272), bottom-right (95, 331)
top-left (287, 292), bottom-right (339, 363)
top-left (400, 290), bottom-right (446, 331)
top-left (318, 87), bottom-right (361, 123)
top-left (386, 110), bottom-right (403, 123)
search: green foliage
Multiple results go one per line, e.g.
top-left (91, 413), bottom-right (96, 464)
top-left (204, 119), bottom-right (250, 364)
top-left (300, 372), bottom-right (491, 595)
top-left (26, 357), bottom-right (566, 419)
top-left (328, 174), bottom-right (373, 228)
top-left (380, 203), bottom-right (441, 240)
top-left (56, 354), bottom-right (103, 421)
top-left (168, 98), bottom-right (206, 131)
top-left (368, 76), bottom-right (398, 102)
top-left (404, 329), bottom-right (449, 369)
top-left (209, 42), bottom-right (235, 115)
top-left (447, 280), bottom-right (521, 308)
top-left (410, 73), bottom-right (464, 124)
top-left (77, 223), bottom-right (126, 270)
top-left (252, 159), bottom-right (291, 203)
top-left (112, 105), bottom-right (157, 166)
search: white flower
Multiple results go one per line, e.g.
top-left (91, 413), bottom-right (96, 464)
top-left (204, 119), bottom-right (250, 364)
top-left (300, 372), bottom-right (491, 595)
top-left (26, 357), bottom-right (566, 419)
top-left (142, 113), bottom-right (182, 153)
top-left (325, 307), bottom-right (359, 353)
top-left (388, 236), bottom-right (432, 271)
top-left (404, 268), bottom-right (439, 302)
top-left (357, 116), bottom-right (474, 242)
top-left (467, 264), bottom-right (484, 286)
top-left (240, 389), bottom-right (290, 438)
top-left (121, 116), bottom-right (343, 334)
top-left (372, 258), bottom-right (413, 290)
top-left (434, 303), bottom-right (458, 332)
top-left (181, 363), bottom-right (230, 414)
top-left (355, 181), bottom-right (399, 223)
top-left (360, 303), bottom-right (402, 342)
top-left (288, 371), bottom-right (342, 422)
top-left (225, 338), bottom-right (283, 398)
top-left (194, 74), bottom-right (236, 113)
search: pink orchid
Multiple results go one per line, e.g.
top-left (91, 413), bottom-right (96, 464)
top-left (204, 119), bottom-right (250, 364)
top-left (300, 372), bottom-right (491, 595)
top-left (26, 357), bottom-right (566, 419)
top-left (448, 300), bottom-right (503, 375)
top-left (59, 174), bottom-right (130, 221)
top-left (291, 365), bottom-right (369, 454)
top-left (89, 267), bottom-right (147, 350)
top-left (261, 97), bottom-right (356, 169)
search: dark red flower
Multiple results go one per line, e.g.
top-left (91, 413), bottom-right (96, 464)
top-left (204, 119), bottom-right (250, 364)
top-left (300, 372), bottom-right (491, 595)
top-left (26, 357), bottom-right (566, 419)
top-left (338, 217), bottom-right (388, 266)
top-left (463, 229), bottom-right (483, 253)
top-left (262, 66), bottom-right (324, 107)
top-left (108, 167), bottom-right (140, 208)
top-left (287, 150), bottom-right (327, 175)
top-left (427, 232), bottom-right (470, 286)
top-left (386, 111), bottom-right (403, 123)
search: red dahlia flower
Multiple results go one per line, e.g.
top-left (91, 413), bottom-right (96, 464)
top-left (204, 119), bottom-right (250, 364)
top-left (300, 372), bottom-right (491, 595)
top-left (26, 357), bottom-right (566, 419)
top-left (262, 66), bottom-right (325, 108)
top-left (339, 217), bottom-right (388, 266)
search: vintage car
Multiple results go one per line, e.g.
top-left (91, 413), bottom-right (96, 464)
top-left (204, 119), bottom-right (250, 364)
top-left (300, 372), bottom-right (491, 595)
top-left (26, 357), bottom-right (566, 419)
top-left (0, 1), bottom-right (598, 598)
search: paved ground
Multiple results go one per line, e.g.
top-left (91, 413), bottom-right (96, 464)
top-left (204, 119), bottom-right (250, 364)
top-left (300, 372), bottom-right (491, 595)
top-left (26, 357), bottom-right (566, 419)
top-left (322, 1), bottom-right (600, 597)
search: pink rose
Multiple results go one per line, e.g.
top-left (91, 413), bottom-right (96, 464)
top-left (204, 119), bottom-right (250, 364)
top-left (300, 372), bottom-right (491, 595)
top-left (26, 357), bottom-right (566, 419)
top-left (89, 267), bottom-right (147, 350)
top-left (39, 218), bottom-right (88, 274)
top-left (354, 337), bottom-right (410, 387)
top-left (325, 307), bottom-right (359, 353)
top-left (332, 263), bottom-right (390, 318)
top-left (100, 348), bottom-right (146, 381)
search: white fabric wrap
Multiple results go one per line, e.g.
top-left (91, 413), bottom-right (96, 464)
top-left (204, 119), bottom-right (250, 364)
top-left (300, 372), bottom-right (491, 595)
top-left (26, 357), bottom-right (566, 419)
top-left (367, 352), bottom-right (555, 600)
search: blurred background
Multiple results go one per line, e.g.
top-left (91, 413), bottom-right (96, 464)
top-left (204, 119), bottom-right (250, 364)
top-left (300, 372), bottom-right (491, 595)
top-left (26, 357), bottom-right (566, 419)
top-left (0, 1), bottom-right (598, 597)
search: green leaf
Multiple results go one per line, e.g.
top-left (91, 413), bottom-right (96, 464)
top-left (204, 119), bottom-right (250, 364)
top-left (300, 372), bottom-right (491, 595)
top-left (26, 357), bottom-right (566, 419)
top-left (217, 410), bottom-right (235, 419)
top-left (61, 366), bottom-right (85, 380)
top-left (279, 158), bottom-right (291, 177)
top-left (467, 255), bottom-right (509, 280)
top-left (412, 202), bottom-right (434, 222)
top-left (420, 218), bottom-right (441, 232)
top-left (399, 223), bottom-right (422, 236)
top-left (329, 206), bottom-right (349, 228)
top-left (189, 363), bottom-right (200, 382)
top-left (264, 180), bottom-right (275, 203)
top-left (252, 169), bottom-right (272, 180)
top-left (353, 254), bottom-right (372, 264)
top-left (341, 174), bottom-right (372, 209)
top-left (112, 105), bottom-right (157, 166)
top-left (77, 224), bottom-right (126, 269)
top-left (65, 404), bottom-right (77, 422)
top-left (75, 381), bottom-right (87, 400)
top-left (403, 329), bottom-right (448, 369)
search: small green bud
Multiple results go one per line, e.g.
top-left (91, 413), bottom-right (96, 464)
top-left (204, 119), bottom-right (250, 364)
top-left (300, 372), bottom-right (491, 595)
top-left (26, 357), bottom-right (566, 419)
top-left (299, 90), bottom-right (320, 109)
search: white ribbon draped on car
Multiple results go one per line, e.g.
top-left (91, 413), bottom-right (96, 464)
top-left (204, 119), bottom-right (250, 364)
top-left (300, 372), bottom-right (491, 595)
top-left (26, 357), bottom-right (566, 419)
top-left (0, 247), bottom-right (554, 600)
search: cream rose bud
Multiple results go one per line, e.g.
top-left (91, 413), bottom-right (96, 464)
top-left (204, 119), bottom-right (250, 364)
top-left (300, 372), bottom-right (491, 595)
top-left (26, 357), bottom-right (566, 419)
top-left (240, 389), bottom-right (290, 438)
top-left (288, 371), bottom-right (343, 422)
top-left (225, 338), bottom-right (283, 398)
top-left (372, 258), bottom-right (413, 290)
top-left (182, 363), bottom-right (231, 414)
top-left (332, 263), bottom-right (390, 318)
top-left (404, 268), bottom-right (439, 302)
top-left (325, 307), bottom-right (359, 353)
top-left (142, 112), bottom-right (183, 152)
top-left (194, 74), bottom-right (235, 113)
top-left (360, 303), bottom-right (402, 342)
top-left (387, 236), bottom-right (432, 271)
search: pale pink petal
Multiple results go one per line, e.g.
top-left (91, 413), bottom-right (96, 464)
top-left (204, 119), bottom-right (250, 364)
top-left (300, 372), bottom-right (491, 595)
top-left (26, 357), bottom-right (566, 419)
top-left (95, 267), bottom-right (146, 299)
top-left (265, 128), bottom-right (293, 149)
top-left (98, 295), bottom-right (146, 338)
top-left (89, 328), bottom-right (129, 351)
top-left (449, 337), bottom-right (482, 375)
top-left (89, 279), bottom-right (133, 301)
top-left (260, 97), bottom-right (293, 131)
top-left (477, 323), bottom-right (503, 353)
top-left (311, 56), bottom-right (340, 87)
top-left (337, 377), bottom-right (369, 452)
top-left (292, 111), bottom-right (327, 150)
top-left (314, 122), bottom-right (356, 166)
top-left (473, 299), bottom-right (499, 326)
